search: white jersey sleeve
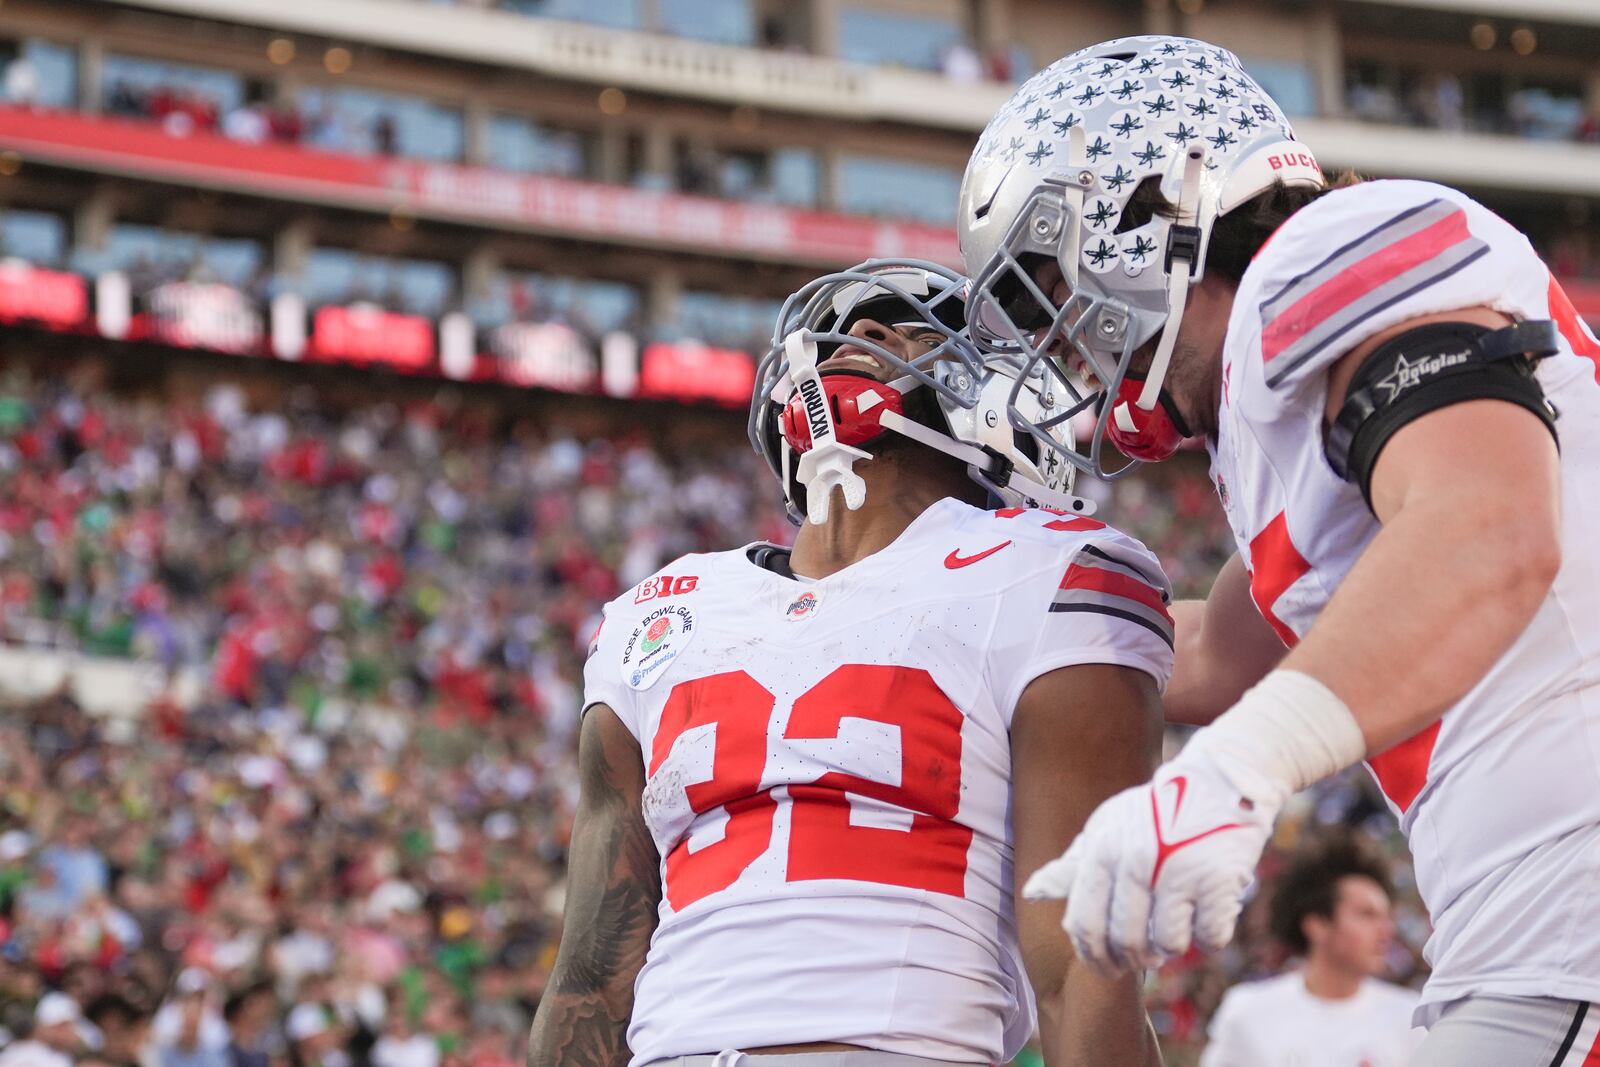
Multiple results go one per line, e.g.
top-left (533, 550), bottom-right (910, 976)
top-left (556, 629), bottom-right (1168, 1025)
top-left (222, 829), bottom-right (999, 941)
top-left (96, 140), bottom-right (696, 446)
top-left (580, 599), bottom-right (642, 740)
top-left (985, 513), bottom-right (1175, 723)
top-left (1242, 178), bottom-right (1535, 408)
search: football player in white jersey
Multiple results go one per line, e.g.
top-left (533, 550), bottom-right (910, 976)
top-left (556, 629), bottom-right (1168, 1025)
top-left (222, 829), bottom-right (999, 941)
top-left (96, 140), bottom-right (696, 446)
top-left (956, 34), bottom-right (1600, 1065)
top-left (527, 262), bottom-right (1174, 1066)
top-left (1201, 838), bottom-right (1420, 1067)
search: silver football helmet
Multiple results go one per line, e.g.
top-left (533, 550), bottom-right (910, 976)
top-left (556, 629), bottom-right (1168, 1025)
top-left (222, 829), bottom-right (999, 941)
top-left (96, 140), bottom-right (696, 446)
top-left (748, 259), bottom-right (1091, 525)
top-left (959, 35), bottom-right (1325, 477)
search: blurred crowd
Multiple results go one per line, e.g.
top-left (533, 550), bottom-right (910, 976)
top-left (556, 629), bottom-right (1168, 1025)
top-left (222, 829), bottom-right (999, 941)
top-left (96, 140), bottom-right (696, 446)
top-left (0, 366), bottom-right (1425, 1066)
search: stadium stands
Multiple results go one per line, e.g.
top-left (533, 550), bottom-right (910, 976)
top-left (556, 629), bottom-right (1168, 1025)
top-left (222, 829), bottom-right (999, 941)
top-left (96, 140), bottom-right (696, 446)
top-left (1, 0), bottom-right (1598, 1063)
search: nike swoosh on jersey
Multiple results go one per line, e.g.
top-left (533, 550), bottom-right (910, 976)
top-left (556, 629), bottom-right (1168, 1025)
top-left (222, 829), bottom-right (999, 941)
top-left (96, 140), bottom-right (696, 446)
top-left (944, 540), bottom-right (1012, 569)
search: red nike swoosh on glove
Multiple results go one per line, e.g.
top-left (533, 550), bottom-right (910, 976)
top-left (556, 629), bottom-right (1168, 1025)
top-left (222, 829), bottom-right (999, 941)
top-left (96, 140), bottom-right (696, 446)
top-left (1149, 775), bottom-right (1248, 888)
top-left (944, 541), bottom-right (1012, 569)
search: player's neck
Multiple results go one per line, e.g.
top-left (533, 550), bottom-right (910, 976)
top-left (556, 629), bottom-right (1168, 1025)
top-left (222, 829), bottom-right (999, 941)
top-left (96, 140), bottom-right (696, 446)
top-left (789, 452), bottom-right (972, 579)
top-left (1300, 955), bottom-right (1365, 1001)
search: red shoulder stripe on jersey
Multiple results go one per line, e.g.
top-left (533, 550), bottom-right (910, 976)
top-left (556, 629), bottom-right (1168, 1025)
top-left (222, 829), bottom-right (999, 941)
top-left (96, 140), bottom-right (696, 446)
top-left (1043, 515), bottom-right (1107, 532)
top-left (1366, 719), bottom-right (1441, 814)
top-left (1247, 511), bottom-right (1310, 648)
top-left (992, 506), bottom-right (1107, 532)
top-left (1549, 274), bottom-right (1600, 383)
top-left (1261, 204), bottom-right (1487, 384)
top-left (1060, 564), bottom-right (1172, 621)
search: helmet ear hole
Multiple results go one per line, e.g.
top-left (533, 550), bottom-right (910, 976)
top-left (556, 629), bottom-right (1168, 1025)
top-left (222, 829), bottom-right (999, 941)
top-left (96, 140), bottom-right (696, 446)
top-left (989, 255), bottom-right (1053, 332)
top-left (1012, 427), bottom-right (1041, 467)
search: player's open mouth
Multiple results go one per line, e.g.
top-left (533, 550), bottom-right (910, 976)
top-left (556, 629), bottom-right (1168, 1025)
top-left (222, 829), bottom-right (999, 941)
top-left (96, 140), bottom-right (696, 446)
top-left (1063, 350), bottom-right (1103, 391)
top-left (819, 347), bottom-right (890, 378)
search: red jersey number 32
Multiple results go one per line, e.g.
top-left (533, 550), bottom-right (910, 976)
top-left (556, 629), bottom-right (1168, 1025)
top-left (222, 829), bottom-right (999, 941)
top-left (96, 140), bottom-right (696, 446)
top-left (647, 665), bottom-right (972, 910)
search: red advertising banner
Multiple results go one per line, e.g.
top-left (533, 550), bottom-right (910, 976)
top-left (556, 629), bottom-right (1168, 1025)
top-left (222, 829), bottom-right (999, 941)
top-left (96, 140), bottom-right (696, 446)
top-left (0, 260), bottom-right (88, 329)
top-left (638, 341), bottom-right (756, 408)
top-left (309, 305), bottom-right (435, 369)
top-left (0, 107), bottom-right (960, 268)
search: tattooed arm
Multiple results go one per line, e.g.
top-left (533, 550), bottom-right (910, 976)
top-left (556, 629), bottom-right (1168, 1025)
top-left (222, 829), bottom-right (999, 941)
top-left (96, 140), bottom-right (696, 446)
top-left (528, 704), bottom-right (660, 1067)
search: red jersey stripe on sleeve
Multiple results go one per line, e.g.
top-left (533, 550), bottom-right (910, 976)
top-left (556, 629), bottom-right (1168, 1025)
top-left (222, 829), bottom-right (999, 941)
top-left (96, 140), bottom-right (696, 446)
top-left (1061, 564), bottom-right (1173, 621)
top-left (1260, 200), bottom-right (1488, 386)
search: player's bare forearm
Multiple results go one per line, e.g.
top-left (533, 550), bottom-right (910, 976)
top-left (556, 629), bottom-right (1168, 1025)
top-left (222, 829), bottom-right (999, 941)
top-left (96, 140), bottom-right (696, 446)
top-left (528, 706), bottom-right (660, 1067)
top-left (1054, 967), bottom-right (1160, 1067)
top-left (1011, 663), bottom-right (1164, 1067)
top-left (1285, 399), bottom-right (1561, 753)
top-left (1165, 554), bottom-right (1285, 726)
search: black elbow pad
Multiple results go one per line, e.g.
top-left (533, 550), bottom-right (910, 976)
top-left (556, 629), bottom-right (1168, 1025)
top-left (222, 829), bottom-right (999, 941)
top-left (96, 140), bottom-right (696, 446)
top-left (1324, 320), bottom-right (1561, 507)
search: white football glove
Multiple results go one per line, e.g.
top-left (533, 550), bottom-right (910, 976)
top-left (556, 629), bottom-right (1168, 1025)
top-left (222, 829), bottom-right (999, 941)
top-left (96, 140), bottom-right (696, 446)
top-left (1023, 742), bottom-right (1286, 974)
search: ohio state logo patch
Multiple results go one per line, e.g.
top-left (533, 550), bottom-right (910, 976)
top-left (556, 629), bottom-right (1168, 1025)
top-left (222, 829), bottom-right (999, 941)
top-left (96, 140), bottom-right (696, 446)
top-left (785, 591), bottom-right (820, 620)
top-left (622, 605), bottom-right (696, 690)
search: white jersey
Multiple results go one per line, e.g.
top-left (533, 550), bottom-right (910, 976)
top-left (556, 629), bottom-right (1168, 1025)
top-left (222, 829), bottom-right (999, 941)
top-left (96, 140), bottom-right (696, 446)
top-left (1199, 974), bottom-right (1421, 1067)
top-left (1210, 179), bottom-right (1600, 1023)
top-left (581, 498), bottom-right (1175, 1064)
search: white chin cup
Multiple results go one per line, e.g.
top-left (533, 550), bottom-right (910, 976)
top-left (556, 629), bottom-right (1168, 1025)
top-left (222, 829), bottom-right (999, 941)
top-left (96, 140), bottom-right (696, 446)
top-left (784, 329), bottom-right (871, 525)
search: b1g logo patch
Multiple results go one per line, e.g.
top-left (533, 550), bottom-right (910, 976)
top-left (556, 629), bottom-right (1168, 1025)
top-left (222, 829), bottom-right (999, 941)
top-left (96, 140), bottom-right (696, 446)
top-left (634, 574), bottom-right (698, 604)
top-left (622, 605), bottom-right (696, 690)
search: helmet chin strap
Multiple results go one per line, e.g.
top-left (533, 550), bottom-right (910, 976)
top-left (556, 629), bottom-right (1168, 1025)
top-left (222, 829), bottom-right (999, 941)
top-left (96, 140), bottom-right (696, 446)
top-left (1118, 145), bottom-right (1207, 429)
top-left (785, 329), bottom-right (873, 525)
top-left (783, 332), bottom-right (1096, 520)
top-left (876, 382), bottom-right (1097, 516)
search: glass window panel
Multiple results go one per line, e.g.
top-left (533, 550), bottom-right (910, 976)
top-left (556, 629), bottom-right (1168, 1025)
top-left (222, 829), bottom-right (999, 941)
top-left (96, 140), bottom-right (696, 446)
top-left (493, 272), bottom-right (640, 333)
top-left (1005, 44), bottom-right (1034, 84)
top-left (837, 7), bottom-right (960, 71)
top-left (0, 210), bottom-right (67, 266)
top-left (676, 290), bottom-right (783, 349)
top-left (1242, 58), bottom-right (1318, 118)
top-left (835, 155), bottom-right (960, 225)
top-left (101, 54), bottom-right (244, 116)
top-left (717, 152), bottom-right (761, 200)
top-left (770, 148), bottom-right (818, 207)
top-left (486, 115), bottom-right (591, 177)
top-left (300, 87), bottom-right (463, 162)
top-left (105, 224), bottom-right (262, 287)
top-left (305, 248), bottom-right (453, 315)
top-left (1, 39), bottom-right (77, 109)
top-left (501, 0), bottom-right (642, 31)
top-left (658, 0), bottom-right (755, 45)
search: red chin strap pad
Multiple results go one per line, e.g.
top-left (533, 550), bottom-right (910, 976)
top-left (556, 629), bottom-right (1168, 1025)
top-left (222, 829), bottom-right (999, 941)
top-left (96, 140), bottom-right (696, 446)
top-left (1106, 375), bottom-right (1186, 463)
top-left (780, 374), bottom-right (906, 454)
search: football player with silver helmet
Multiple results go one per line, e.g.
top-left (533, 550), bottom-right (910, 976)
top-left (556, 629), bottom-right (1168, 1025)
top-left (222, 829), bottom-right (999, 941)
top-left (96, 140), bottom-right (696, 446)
top-left (533, 260), bottom-right (1176, 1066)
top-left (961, 35), bottom-right (1600, 1066)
